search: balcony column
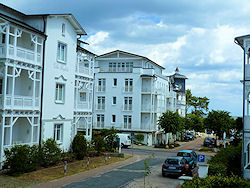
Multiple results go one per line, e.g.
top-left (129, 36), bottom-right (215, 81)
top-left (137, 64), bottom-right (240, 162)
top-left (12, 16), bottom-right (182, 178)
top-left (31, 35), bottom-right (37, 63)
top-left (3, 64), bottom-right (7, 107)
top-left (89, 115), bottom-right (92, 139)
top-left (5, 24), bottom-right (9, 57)
top-left (32, 71), bottom-right (36, 108)
top-left (85, 117), bottom-right (89, 138)
top-left (0, 114), bottom-right (5, 168)
top-left (11, 64), bottom-right (16, 110)
top-left (13, 27), bottom-right (17, 57)
top-left (30, 117), bottom-right (34, 144)
top-left (9, 116), bottom-right (13, 145)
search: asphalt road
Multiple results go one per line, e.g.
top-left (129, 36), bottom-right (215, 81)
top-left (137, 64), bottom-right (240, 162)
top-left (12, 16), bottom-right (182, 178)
top-left (63, 138), bottom-right (208, 188)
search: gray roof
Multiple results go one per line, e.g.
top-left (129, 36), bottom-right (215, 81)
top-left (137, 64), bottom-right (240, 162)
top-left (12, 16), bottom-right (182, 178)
top-left (169, 72), bottom-right (188, 79)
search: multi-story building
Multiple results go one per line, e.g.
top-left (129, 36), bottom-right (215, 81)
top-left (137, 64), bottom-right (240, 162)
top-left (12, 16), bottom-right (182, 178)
top-left (169, 68), bottom-right (187, 117)
top-left (93, 50), bottom-right (186, 145)
top-left (0, 4), bottom-right (94, 166)
top-left (235, 34), bottom-right (250, 179)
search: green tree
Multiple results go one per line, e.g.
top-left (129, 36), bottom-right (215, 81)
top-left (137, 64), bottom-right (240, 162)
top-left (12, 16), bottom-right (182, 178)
top-left (204, 110), bottom-right (234, 139)
top-left (186, 89), bottom-right (209, 116)
top-left (158, 111), bottom-right (184, 134)
top-left (72, 133), bottom-right (88, 160)
top-left (185, 113), bottom-right (204, 132)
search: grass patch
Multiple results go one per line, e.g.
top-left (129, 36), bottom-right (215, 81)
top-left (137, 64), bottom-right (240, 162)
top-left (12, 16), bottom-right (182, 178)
top-left (0, 155), bottom-right (131, 187)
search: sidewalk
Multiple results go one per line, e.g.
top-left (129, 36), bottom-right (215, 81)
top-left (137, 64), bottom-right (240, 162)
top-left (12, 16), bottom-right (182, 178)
top-left (34, 155), bottom-right (146, 188)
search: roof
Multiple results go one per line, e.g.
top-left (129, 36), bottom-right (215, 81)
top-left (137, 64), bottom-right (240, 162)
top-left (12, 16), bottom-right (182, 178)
top-left (27, 14), bottom-right (87, 35)
top-left (96, 50), bottom-right (165, 70)
top-left (169, 72), bottom-right (188, 79)
top-left (77, 46), bottom-right (97, 56)
top-left (234, 34), bottom-right (250, 49)
top-left (0, 13), bottom-right (45, 36)
top-left (0, 4), bottom-right (86, 36)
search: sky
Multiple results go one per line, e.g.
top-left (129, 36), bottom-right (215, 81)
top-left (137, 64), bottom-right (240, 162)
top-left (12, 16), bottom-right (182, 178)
top-left (1, 0), bottom-right (249, 116)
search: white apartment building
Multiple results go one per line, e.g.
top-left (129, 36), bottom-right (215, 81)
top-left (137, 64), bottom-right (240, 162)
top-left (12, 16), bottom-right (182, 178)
top-left (0, 4), bottom-right (94, 166)
top-left (93, 50), bottom-right (186, 145)
top-left (235, 34), bottom-right (250, 179)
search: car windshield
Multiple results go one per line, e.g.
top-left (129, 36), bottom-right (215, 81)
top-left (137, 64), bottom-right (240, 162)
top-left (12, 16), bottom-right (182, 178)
top-left (177, 152), bottom-right (191, 157)
top-left (166, 159), bottom-right (179, 164)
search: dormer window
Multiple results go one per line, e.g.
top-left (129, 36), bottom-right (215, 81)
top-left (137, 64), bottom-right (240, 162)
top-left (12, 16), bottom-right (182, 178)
top-left (62, 23), bottom-right (65, 36)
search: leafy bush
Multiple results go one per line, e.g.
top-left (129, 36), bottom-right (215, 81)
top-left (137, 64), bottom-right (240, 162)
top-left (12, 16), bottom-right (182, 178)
top-left (3, 144), bottom-right (40, 175)
top-left (61, 151), bottom-right (75, 162)
top-left (92, 134), bottom-right (106, 155)
top-left (208, 142), bottom-right (241, 176)
top-left (41, 138), bottom-right (61, 167)
top-left (181, 174), bottom-right (250, 188)
top-left (72, 133), bottom-right (88, 160)
top-left (101, 128), bottom-right (118, 152)
top-left (135, 133), bottom-right (144, 142)
top-left (208, 163), bottom-right (227, 176)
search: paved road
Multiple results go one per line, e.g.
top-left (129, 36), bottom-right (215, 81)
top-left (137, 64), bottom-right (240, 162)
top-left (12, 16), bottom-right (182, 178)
top-left (63, 137), bottom-right (208, 188)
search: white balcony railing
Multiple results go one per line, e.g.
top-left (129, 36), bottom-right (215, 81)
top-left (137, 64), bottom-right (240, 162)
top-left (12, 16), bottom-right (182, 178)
top-left (5, 95), bottom-right (39, 109)
top-left (75, 102), bottom-right (92, 111)
top-left (141, 87), bottom-right (151, 92)
top-left (123, 86), bottom-right (133, 92)
top-left (97, 86), bottom-right (106, 92)
top-left (123, 104), bottom-right (132, 111)
top-left (0, 45), bottom-right (41, 66)
top-left (75, 63), bottom-right (93, 77)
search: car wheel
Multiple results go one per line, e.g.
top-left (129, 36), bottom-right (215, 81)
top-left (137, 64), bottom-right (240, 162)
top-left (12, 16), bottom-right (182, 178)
top-left (162, 173), bottom-right (166, 177)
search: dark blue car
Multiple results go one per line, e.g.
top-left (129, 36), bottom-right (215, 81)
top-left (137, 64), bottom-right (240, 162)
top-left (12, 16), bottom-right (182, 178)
top-left (177, 150), bottom-right (197, 168)
top-left (162, 156), bottom-right (187, 177)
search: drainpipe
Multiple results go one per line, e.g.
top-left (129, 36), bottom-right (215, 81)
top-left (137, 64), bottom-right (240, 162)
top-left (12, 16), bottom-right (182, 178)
top-left (39, 16), bottom-right (47, 146)
top-left (242, 49), bottom-right (246, 178)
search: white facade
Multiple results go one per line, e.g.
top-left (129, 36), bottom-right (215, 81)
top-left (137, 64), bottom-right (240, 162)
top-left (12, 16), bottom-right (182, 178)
top-left (0, 4), bottom-right (94, 166)
top-left (93, 50), bottom-right (184, 145)
top-left (0, 6), bottom-right (45, 166)
top-left (235, 35), bottom-right (250, 179)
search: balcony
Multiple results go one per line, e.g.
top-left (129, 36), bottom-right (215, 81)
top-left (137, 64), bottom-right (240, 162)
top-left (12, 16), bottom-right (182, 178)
top-left (75, 62), bottom-right (93, 77)
top-left (177, 100), bottom-right (186, 106)
top-left (96, 86), bottom-right (106, 92)
top-left (123, 104), bottom-right (132, 111)
top-left (74, 102), bottom-right (92, 111)
top-left (142, 68), bottom-right (154, 76)
top-left (123, 86), bottom-right (133, 93)
top-left (246, 64), bottom-right (250, 80)
top-left (141, 87), bottom-right (151, 93)
top-left (2, 95), bottom-right (39, 110)
top-left (0, 44), bottom-right (42, 66)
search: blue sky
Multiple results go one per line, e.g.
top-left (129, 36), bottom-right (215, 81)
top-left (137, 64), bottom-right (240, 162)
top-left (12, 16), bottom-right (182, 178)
top-left (1, 0), bottom-right (249, 116)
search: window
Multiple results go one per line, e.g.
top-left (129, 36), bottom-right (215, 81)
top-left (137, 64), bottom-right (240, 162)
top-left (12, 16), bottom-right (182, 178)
top-left (112, 115), bottom-right (116, 123)
top-left (57, 42), bottom-right (67, 62)
top-left (98, 78), bottom-right (106, 92)
top-left (113, 78), bottom-right (117, 87)
top-left (97, 114), bottom-right (104, 128)
top-left (125, 79), bottom-right (133, 92)
top-left (124, 97), bottom-right (132, 111)
top-left (55, 83), bottom-right (65, 103)
top-left (112, 96), bottom-right (117, 105)
top-left (97, 96), bottom-right (105, 110)
top-left (62, 24), bottom-right (65, 36)
top-left (54, 124), bottom-right (63, 142)
top-left (80, 92), bottom-right (87, 102)
top-left (124, 115), bottom-right (132, 129)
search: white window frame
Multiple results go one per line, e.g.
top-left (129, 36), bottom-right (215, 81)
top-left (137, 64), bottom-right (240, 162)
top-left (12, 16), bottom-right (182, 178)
top-left (111, 115), bottom-right (116, 123)
top-left (98, 78), bottom-right (106, 92)
top-left (54, 124), bottom-right (63, 142)
top-left (125, 78), bottom-right (133, 92)
top-left (124, 97), bottom-right (132, 111)
top-left (124, 115), bottom-right (132, 129)
top-left (112, 96), bottom-right (117, 105)
top-left (97, 96), bottom-right (105, 110)
top-left (55, 83), bottom-right (65, 103)
top-left (97, 114), bottom-right (104, 128)
top-left (79, 92), bottom-right (87, 102)
top-left (62, 23), bottom-right (65, 37)
top-left (113, 78), bottom-right (117, 87)
top-left (57, 42), bottom-right (67, 63)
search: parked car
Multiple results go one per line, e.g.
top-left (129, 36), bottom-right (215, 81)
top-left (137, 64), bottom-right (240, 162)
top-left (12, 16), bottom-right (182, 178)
top-left (177, 150), bottom-right (197, 168)
top-left (162, 156), bottom-right (188, 177)
top-left (203, 137), bottom-right (216, 147)
top-left (185, 132), bottom-right (195, 140)
top-left (117, 133), bottom-right (131, 148)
